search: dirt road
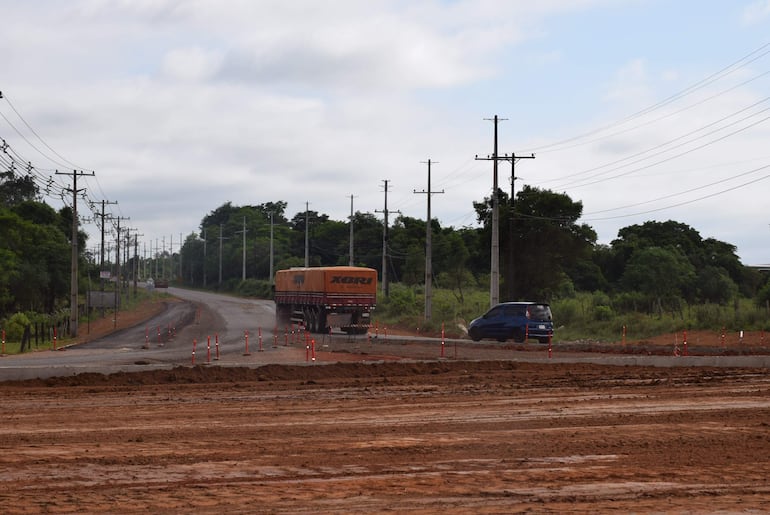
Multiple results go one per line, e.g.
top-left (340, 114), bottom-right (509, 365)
top-left (2, 360), bottom-right (770, 513)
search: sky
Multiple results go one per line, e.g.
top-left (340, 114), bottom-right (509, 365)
top-left (1, 0), bottom-right (770, 266)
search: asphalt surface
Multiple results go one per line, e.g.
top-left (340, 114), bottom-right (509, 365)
top-left (2, 287), bottom-right (770, 381)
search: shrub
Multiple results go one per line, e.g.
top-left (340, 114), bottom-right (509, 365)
top-left (5, 312), bottom-right (31, 341)
top-left (237, 279), bottom-right (272, 298)
top-left (593, 305), bottom-right (614, 321)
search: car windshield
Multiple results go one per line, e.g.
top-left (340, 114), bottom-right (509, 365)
top-left (527, 304), bottom-right (552, 321)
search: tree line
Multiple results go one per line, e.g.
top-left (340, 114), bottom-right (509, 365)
top-left (175, 186), bottom-right (769, 316)
top-left (2, 168), bottom-right (769, 327)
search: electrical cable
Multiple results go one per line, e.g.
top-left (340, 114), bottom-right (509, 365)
top-left (523, 41), bottom-right (770, 154)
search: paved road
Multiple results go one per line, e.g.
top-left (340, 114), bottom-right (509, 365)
top-left (0, 288), bottom-right (278, 381)
top-left (3, 288), bottom-right (770, 381)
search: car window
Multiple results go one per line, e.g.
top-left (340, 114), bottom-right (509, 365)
top-left (528, 304), bottom-right (552, 321)
top-left (504, 305), bottom-right (526, 317)
top-left (486, 306), bottom-right (505, 318)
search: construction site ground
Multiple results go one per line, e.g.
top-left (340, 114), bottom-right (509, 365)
top-left (1, 302), bottom-right (770, 513)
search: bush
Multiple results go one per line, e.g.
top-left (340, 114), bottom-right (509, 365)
top-left (5, 312), bottom-right (31, 341)
top-left (593, 305), bottom-right (614, 321)
top-left (551, 297), bottom-right (581, 326)
top-left (377, 283), bottom-right (420, 319)
top-left (237, 279), bottom-right (272, 298)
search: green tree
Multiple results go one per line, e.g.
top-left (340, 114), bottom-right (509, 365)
top-left (608, 220), bottom-right (749, 302)
top-left (0, 204), bottom-right (70, 315)
top-left (696, 265), bottom-right (738, 305)
top-left (621, 246), bottom-right (696, 315)
top-left (0, 170), bottom-right (38, 207)
top-left (475, 185), bottom-right (596, 300)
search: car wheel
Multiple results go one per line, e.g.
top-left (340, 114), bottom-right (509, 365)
top-left (538, 337), bottom-right (550, 344)
top-left (512, 329), bottom-right (525, 343)
top-left (469, 328), bottom-right (482, 342)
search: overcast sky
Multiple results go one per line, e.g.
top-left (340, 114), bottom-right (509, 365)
top-left (2, 0), bottom-right (770, 265)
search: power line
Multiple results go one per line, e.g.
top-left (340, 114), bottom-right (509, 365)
top-left (2, 92), bottom-right (93, 172)
top-left (584, 163), bottom-right (770, 216)
top-left (548, 98), bottom-right (770, 190)
top-left (582, 169), bottom-right (770, 222)
top-left (524, 41), bottom-right (770, 154)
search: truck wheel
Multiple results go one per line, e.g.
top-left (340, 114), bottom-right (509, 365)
top-left (318, 310), bottom-right (328, 334)
top-left (310, 308), bottom-right (319, 333)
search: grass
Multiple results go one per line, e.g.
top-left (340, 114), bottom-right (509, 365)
top-left (374, 287), bottom-right (770, 341)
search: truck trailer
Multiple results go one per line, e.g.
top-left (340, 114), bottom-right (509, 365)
top-left (274, 266), bottom-right (377, 334)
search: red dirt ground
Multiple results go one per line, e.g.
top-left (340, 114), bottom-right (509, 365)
top-left (3, 300), bottom-right (770, 513)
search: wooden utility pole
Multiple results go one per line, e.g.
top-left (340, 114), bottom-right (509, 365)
top-left (56, 169), bottom-right (94, 337)
top-left (304, 202), bottom-right (310, 268)
top-left (376, 180), bottom-right (392, 297)
top-left (113, 216), bottom-right (130, 317)
top-left (133, 232), bottom-right (143, 298)
top-left (95, 199), bottom-right (117, 317)
top-left (235, 217), bottom-right (247, 281)
top-left (269, 212), bottom-right (275, 284)
top-left (475, 116), bottom-right (505, 307)
top-left (218, 224), bottom-right (224, 286)
top-left (414, 160), bottom-right (443, 320)
top-left (348, 195), bottom-right (355, 266)
top-left (476, 117), bottom-right (535, 306)
top-left (506, 153), bottom-right (535, 301)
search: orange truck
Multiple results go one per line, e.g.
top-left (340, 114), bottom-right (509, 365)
top-left (274, 266), bottom-right (377, 334)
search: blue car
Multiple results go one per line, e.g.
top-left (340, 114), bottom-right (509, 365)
top-left (468, 302), bottom-right (553, 343)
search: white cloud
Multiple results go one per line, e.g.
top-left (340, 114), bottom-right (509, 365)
top-left (742, 0), bottom-right (770, 24)
top-left (1, 0), bottom-right (770, 265)
top-left (161, 47), bottom-right (223, 82)
top-left (604, 58), bottom-right (652, 105)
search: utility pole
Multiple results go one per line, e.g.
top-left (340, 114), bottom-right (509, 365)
top-left (124, 228), bottom-right (136, 298)
top-left (376, 180), bottom-right (391, 297)
top-left (116, 222), bottom-right (121, 310)
top-left (154, 238), bottom-right (159, 279)
top-left (160, 238), bottom-right (168, 281)
top-left (476, 115), bottom-right (535, 307)
top-left (414, 159), bottom-right (444, 320)
top-left (95, 199), bottom-right (117, 317)
top-left (96, 200), bottom-right (117, 278)
top-left (235, 216), bottom-right (248, 281)
top-left (304, 202), bottom-right (310, 267)
top-left (218, 224), bottom-right (224, 286)
top-left (113, 216), bottom-right (130, 314)
top-left (269, 212), bottom-right (274, 284)
top-left (348, 195), bottom-right (355, 266)
top-left (56, 169), bottom-right (94, 338)
top-left (475, 116), bottom-right (506, 308)
top-left (202, 229), bottom-right (207, 288)
top-left (133, 232), bottom-right (143, 298)
top-left (505, 153), bottom-right (535, 300)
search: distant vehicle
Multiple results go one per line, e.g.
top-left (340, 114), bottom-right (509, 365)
top-left (468, 302), bottom-right (553, 343)
top-left (154, 278), bottom-right (169, 288)
top-left (274, 266), bottom-right (377, 334)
